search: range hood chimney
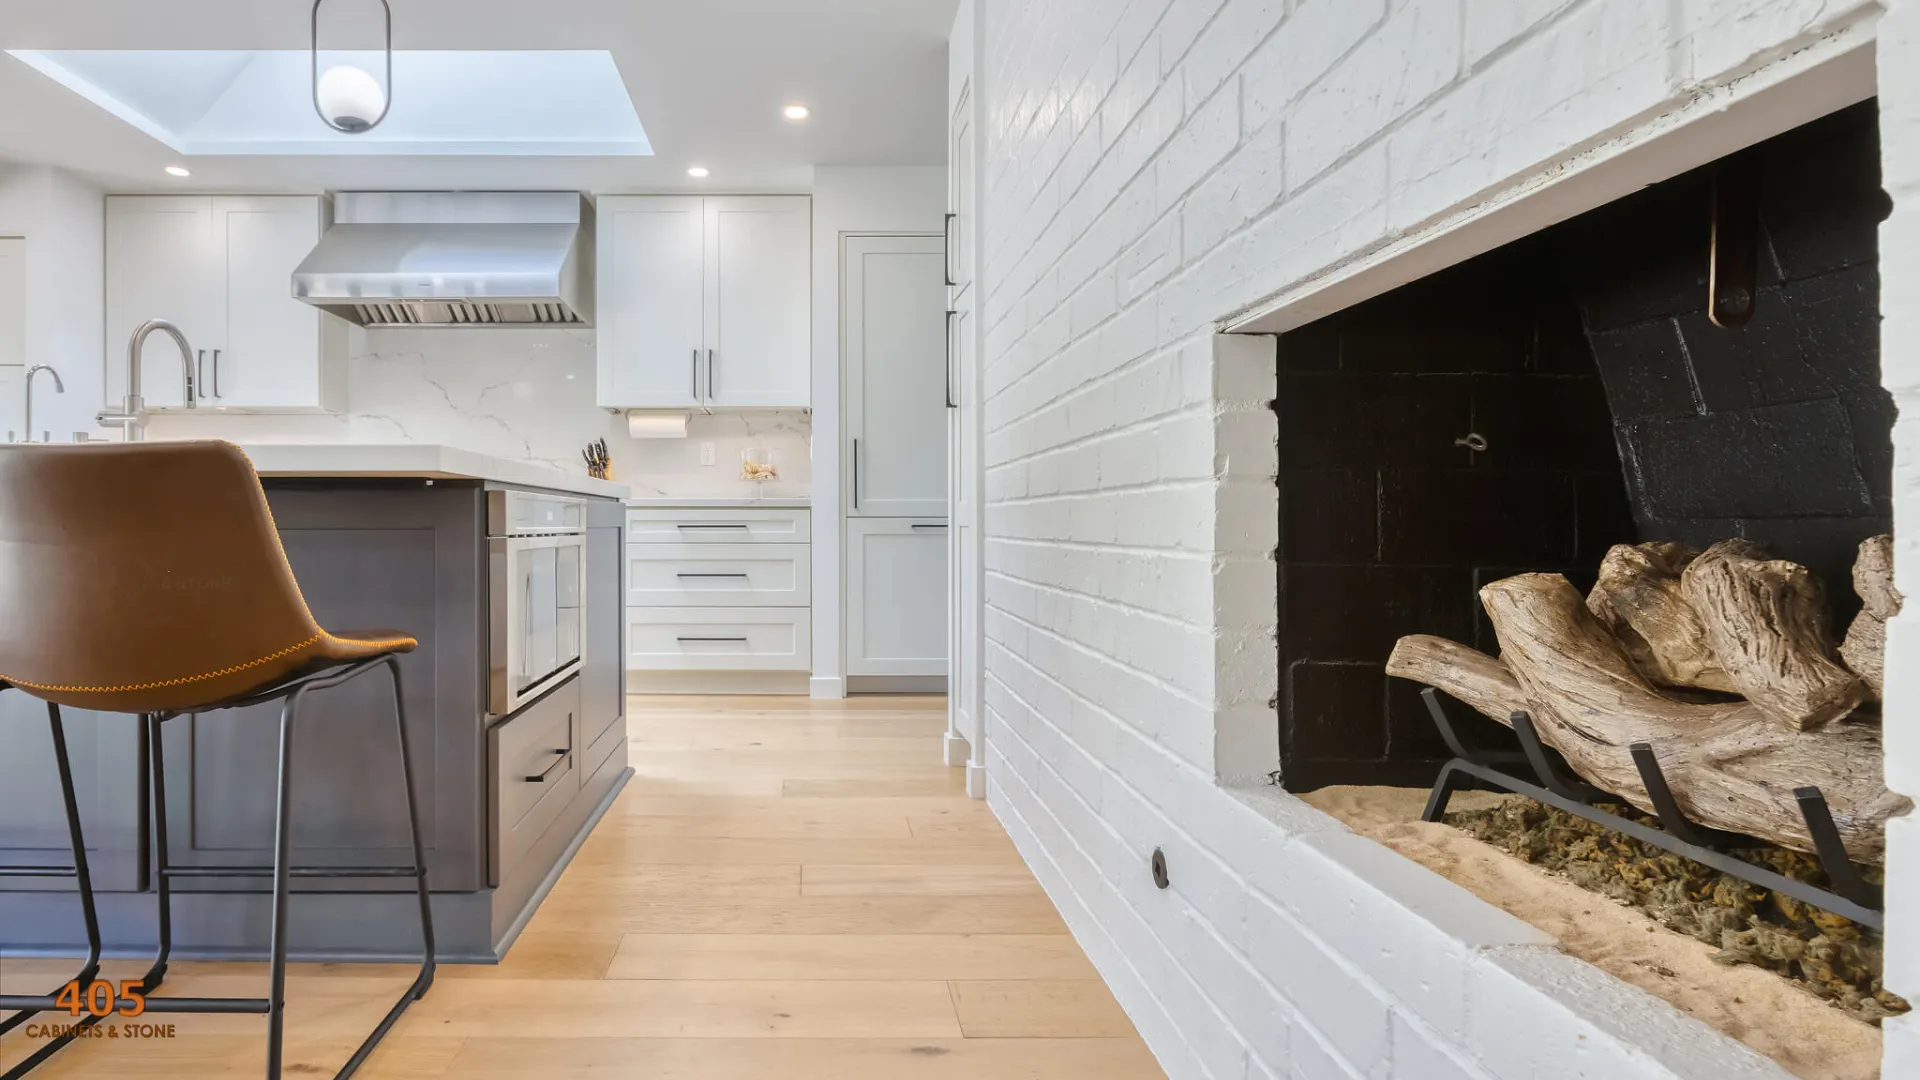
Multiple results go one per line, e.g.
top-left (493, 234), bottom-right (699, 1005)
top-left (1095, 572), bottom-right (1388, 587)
top-left (292, 192), bottom-right (594, 328)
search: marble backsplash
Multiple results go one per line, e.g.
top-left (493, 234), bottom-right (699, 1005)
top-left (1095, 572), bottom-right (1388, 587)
top-left (142, 328), bottom-right (813, 500)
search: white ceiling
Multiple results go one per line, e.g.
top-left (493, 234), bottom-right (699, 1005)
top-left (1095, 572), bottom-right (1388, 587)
top-left (0, 0), bottom-right (957, 193)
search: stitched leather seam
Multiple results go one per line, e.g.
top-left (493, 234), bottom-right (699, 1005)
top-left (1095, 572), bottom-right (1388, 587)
top-left (0, 631), bottom-right (413, 695)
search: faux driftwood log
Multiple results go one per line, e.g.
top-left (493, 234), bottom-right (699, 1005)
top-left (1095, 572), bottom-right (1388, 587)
top-left (1681, 540), bottom-right (1866, 730)
top-left (1586, 542), bottom-right (1736, 693)
top-left (1387, 574), bottom-right (1910, 864)
top-left (1840, 535), bottom-right (1900, 699)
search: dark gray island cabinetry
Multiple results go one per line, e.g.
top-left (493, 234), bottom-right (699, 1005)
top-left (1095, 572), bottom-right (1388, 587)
top-left (0, 462), bottom-right (629, 964)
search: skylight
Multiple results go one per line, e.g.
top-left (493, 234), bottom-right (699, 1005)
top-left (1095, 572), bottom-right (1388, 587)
top-left (7, 50), bottom-right (651, 157)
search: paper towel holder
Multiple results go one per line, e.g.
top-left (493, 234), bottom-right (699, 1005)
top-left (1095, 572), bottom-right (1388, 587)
top-left (626, 411), bottom-right (691, 439)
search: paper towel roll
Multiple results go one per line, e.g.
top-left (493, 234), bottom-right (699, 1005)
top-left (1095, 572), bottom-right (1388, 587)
top-left (626, 411), bottom-right (690, 439)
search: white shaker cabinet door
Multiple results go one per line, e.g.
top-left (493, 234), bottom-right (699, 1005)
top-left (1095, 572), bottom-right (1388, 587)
top-left (704, 196), bottom-right (810, 408)
top-left (843, 234), bottom-right (949, 518)
top-left (597, 196), bottom-right (706, 408)
top-left (213, 197), bottom-right (332, 409)
top-left (846, 518), bottom-right (949, 677)
top-left (106, 196), bottom-right (220, 410)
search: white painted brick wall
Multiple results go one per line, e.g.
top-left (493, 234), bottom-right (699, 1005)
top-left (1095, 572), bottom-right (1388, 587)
top-left (977, 0), bottom-right (1909, 1077)
top-left (1878, 0), bottom-right (1920, 1069)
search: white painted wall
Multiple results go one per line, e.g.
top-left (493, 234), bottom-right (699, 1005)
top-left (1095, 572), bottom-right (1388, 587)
top-left (0, 166), bottom-right (103, 443)
top-left (808, 164), bottom-right (947, 697)
top-left (1873, 1), bottom-right (1920, 1072)
top-left (973, 0), bottom-right (1906, 1078)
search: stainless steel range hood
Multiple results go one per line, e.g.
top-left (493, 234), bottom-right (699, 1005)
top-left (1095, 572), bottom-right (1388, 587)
top-left (292, 192), bottom-right (594, 328)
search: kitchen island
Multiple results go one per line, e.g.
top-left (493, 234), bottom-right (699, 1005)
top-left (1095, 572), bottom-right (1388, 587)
top-left (0, 444), bottom-right (630, 963)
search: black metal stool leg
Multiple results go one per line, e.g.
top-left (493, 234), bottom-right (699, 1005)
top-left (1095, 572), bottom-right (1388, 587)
top-left (141, 712), bottom-right (174, 994)
top-left (0, 704), bottom-right (109, 1080)
top-left (263, 689), bottom-right (306, 1078)
top-left (327, 656), bottom-right (438, 1080)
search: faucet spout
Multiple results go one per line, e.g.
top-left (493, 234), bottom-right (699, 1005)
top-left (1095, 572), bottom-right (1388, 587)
top-left (101, 318), bottom-right (195, 442)
top-left (24, 365), bottom-right (65, 444)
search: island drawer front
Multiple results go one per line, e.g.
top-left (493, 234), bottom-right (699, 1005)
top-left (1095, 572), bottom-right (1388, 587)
top-left (628, 607), bottom-right (812, 671)
top-left (489, 676), bottom-right (580, 887)
top-left (627, 508), bottom-right (810, 544)
top-left (627, 543), bottom-right (811, 607)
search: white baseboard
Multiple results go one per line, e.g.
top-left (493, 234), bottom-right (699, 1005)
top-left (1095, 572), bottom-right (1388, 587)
top-left (809, 676), bottom-right (847, 699)
top-left (943, 731), bottom-right (971, 767)
top-left (966, 762), bottom-right (988, 800)
top-left (846, 675), bottom-right (947, 695)
top-left (627, 671), bottom-right (811, 695)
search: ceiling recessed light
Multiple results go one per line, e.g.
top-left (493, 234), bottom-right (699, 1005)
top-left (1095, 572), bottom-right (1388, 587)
top-left (686, 166), bottom-right (709, 178)
top-left (782, 104), bottom-right (809, 121)
top-left (164, 164), bottom-right (191, 177)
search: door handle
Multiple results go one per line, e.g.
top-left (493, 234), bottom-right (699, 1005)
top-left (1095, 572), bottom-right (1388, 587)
top-left (211, 349), bottom-right (221, 398)
top-left (945, 309), bottom-right (957, 409)
top-left (676, 572), bottom-right (751, 579)
top-left (707, 349), bottom-right (716, 402)
top-left (677, 636), bottom-right (749, 643)
top-left (692, 348), bottom-right (699, 401)
top-left (676, 523), bottom-right (749, 531)
top-left (852, 437), bottom-right (860, 511)
top-left (197, 350), bottom-right (206, 399)
top-left (944, 212), bottom-right (957, 286)
top-left (523, 749), bottom-right (569, 783)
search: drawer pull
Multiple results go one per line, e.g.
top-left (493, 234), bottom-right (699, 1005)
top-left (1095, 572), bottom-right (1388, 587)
top-left (676, 572), bottom-right (751, 579)
top-left (524, 749), bottom-right (570, 783)
top-left (912, 524), bottom-right (949, 530)
top-left (676, 523), bottom-right (750, 530)
top-left (677, 636), bottom-right (749, 643)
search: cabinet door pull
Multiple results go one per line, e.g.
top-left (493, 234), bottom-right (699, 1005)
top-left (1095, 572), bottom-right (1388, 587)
top-left (707, 349), bottom-right (716, 402)
top-left (197, 350), bottom-right (207, 398)
top-left (211, 349), bottom-right (221, 398)
top-left (677, 636), bottom-right (749, 643)
top-left (912, 523), bottom-right (949, 530)
top-left (523, 749), bottom-right (569, 783)
top-left (691, 348), bottom-right (699, 401)
top-left (676, 523), bottom-right (750, 531)
top-left (945, 309), bottom-right (957, 409)
top-left (944, 212), bottom-right (958, 286)
top-left (852, 438), bottom-right (860, 510)
top-left (676, 572), bottom-right (750, 579)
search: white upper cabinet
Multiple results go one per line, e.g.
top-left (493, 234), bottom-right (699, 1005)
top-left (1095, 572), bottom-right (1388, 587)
top-left (106, 195), bottom-right (343, 412)
top-left (597, 196), bottom-right (705, 408)
top-left (596, 195), bottom-right (810, 409)
top-left (947, 87), bottom-right (975, 299)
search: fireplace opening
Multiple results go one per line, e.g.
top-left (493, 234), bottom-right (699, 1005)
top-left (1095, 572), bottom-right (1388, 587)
top-left (1272, 100), bottom-right (1904, 1074)
top-left (1275, 99), bottom-right (1893, 791)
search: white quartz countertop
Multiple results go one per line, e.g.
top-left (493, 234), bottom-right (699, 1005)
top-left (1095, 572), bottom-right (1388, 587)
top-left (624, 495), bottom-right (811, 508)
top-left (227, 443), bottom-right (630, 500)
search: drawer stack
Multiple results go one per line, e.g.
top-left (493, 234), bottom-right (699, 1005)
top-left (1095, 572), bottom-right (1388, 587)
top-left (626, 506), bottom-right (812, 672)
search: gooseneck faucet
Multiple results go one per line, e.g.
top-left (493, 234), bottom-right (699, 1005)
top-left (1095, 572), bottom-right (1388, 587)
top-left (23, 365), bottom-right (64, 443)
top-left (97, 318), bottom-right (196, 442)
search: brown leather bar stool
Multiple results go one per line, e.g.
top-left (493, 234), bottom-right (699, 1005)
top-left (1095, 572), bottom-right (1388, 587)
top-left (0, 441), bottom-right (435, 1080)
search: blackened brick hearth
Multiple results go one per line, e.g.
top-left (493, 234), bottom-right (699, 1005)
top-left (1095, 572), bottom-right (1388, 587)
top-left (1272, 101), bottom-right (1893, 792)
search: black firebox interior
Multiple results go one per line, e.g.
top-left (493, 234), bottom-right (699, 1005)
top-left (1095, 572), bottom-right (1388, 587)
top-left (1273, 101), bottom-right (1894, 792)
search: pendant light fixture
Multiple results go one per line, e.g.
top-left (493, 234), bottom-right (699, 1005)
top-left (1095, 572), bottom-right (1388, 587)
top-left (312, 0), bottom-right (392, 133)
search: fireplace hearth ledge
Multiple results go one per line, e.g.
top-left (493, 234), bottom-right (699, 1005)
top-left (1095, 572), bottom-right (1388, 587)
top-left (1226, 786), bottom-right (1800, 1078)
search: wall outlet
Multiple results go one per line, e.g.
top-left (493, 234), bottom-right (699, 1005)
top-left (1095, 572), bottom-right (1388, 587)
top-left (699, 441), bottom-right (716, 466)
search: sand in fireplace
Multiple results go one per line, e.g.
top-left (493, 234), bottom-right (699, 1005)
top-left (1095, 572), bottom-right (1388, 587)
top-left (1302, 785), bottom-right (1885, 1080)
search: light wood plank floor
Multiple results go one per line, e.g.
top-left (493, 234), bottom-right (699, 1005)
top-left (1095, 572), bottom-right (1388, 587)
top-left (1, 695), bottom-right (1165, 1078)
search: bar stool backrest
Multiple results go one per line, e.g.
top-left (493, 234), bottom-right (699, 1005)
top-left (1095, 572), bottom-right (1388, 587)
top-left (0, 441), bottom-right (328, 713)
